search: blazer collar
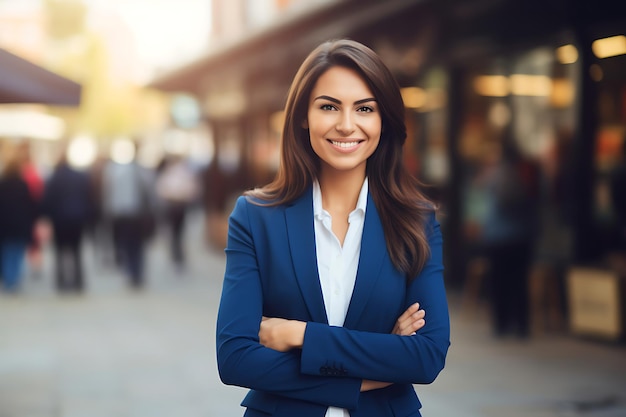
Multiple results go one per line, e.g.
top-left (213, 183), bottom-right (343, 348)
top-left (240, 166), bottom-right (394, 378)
top-left (285, 188), bottom-right (386, 327)
top-left (285, 188), bottom-right (328, 323)
top-left (344, 192), bottom-right (386, 328)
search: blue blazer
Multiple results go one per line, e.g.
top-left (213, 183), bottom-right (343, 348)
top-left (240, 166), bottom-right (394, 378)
top-left (216, 188), bottom-right (450, 417)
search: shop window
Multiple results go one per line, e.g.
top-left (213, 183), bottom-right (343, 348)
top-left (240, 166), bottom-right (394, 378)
top-left (404, 67), bottom-right (449, 195)
top-left (458, 42), bottom-right (578, 265)
top-left (592, 51), bottom-right (626, 253)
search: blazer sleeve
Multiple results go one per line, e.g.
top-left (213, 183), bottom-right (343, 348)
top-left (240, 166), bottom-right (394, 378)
top-left (216, 196), bottom-right (362, 410)
top-left (300, 213), bottom-right (450, 384)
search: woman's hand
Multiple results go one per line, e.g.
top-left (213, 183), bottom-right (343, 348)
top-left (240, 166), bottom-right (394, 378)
top-left (392, 302), bottom-right (425, 336)
top-left (259, 317), bottom-right (306, 352)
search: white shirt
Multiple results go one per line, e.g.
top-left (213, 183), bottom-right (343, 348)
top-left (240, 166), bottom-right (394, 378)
top-left (102, 162), bottom-right (147, 217)
top-left (313, 178), bottom-right (368, 417)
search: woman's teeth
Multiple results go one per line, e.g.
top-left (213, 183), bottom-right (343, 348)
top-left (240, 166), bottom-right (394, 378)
top-left (330, 140), bottom-right (360, 148)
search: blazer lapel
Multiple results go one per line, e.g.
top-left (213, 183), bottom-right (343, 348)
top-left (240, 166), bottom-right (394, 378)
top-left (285, 189), bottom-right (328, 324)
top-left (344, 192), bottom-right (386, 328)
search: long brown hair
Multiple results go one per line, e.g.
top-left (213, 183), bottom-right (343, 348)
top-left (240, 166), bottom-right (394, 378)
top-left (246, 39), bottom-right (436, 280)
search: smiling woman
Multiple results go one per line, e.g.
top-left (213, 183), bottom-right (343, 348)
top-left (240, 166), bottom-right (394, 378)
top-left (216, 39), bottom-right (450, 417)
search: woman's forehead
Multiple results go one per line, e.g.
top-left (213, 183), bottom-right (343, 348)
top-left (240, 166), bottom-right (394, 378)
top-left (310, 66), bottom-right (374, 99)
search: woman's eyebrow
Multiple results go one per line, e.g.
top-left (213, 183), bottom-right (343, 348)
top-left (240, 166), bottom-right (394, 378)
top-left (314, 95), bottom-right (377, 105)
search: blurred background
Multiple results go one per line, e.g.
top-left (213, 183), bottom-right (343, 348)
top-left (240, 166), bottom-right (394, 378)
top-left (1, 0), bottom-right (626, 416)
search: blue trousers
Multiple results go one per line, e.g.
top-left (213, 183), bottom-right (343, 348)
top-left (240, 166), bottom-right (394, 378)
top-left (1, 240), bottom-right (27, 291)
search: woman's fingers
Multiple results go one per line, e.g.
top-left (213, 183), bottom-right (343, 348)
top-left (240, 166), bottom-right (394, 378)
top-left (392, 303), bottom-right (426, 335)
top-left (400, 303), bottom-right (420, 321)
top-left (392, 303), bottom-right (419, 334)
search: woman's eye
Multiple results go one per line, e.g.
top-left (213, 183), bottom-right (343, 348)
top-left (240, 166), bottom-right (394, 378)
top-left (320, 104), bottom-right (336, 111)
top-left (357, 106), bottom-right (374, 113)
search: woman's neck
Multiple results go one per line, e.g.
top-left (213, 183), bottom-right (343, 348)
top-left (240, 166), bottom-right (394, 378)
top-left (317, 168), bottom-right (366, 214)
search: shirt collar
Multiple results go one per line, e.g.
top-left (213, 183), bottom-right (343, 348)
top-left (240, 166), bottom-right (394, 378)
top-left (313, 177), bottom-right (369, 220)
top-left (354, 177), bottom-right (369, 215)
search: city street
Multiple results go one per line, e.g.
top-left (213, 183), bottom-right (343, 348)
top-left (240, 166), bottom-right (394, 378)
top-left (1, 209), bottom-right (625, 417)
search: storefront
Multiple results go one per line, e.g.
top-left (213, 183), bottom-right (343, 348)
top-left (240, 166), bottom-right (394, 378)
top-left (401, 0), bottom-right (626, 339)
top-left (151, 0), bottom-right (626, 326)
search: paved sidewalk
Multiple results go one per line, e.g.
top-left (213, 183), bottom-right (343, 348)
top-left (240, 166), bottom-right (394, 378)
top-left (420, 300), bottom-right (626, 417)
top-left (1, 210), bottom-right (625, 417)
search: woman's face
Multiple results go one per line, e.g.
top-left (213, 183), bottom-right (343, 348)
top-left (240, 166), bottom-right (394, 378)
top-left (306, 66), bottom-right (381, 176)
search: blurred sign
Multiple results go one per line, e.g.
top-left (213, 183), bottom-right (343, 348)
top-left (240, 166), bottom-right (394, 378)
top-left (170, 94), bottom-right (201, 129)
top-left (0, 110), bottom-right (65, 140)
top-left (567, 267), bottom-right (624, 341)
top-left (203, 88), bottom-right (247, 120)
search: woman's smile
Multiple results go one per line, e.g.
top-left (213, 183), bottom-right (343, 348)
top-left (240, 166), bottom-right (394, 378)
top-left (328, 139), bottom-right (365, 151)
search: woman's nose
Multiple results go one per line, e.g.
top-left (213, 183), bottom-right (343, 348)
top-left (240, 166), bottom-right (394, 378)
top-left (336, 111), bottom-right (355, 135)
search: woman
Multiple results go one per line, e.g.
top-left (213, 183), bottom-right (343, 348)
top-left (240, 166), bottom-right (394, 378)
top-left (155, 154), bottom-right (200, 272)
top-left (216, 39), bottom-right (450, 417)
top-left (0, 146), bottom-right (39, 292)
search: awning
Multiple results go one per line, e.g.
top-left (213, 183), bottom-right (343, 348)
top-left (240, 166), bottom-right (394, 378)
top-left (0, 48), bottom-right (82, 106)
top-left (148, 0), bottom-right (426, 94)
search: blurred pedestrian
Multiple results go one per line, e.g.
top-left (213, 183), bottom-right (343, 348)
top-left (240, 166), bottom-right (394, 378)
top-left (0, 146), bottom-right (39, 293)
top-left (42, 151), bottom-right (95, 293)
top-left (530, 137), bottom-right (573, 333)
top-left (101, 140), bottom-right (156, 288)
top-left (216, 39), bottom-right (450, 417)
top-left (477, 142), bottom-right (539, 338)
top-left (155, 154), bottom-right (199, 272)
top-left (16, 141), bottom-right (46, 278)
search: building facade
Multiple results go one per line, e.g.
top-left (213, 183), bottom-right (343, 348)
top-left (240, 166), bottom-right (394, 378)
top-left (151, 0), bottom-right (626, 338)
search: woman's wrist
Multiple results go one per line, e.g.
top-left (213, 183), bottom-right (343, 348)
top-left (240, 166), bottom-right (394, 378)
top-left (288, 320), bottom-right (306, 348)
